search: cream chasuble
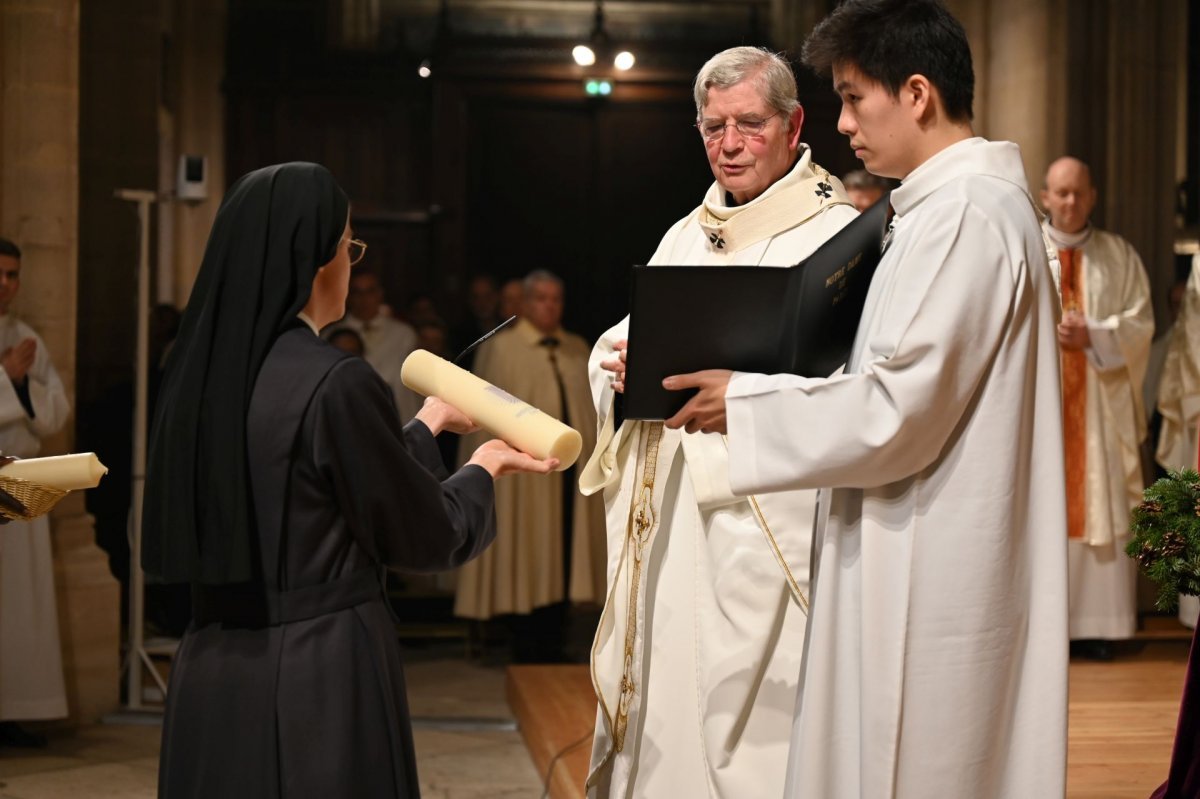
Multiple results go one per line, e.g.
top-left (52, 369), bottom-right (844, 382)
top-left (0, 315), bottom-right (70, 721)
top-left (581, 147), bottom-right (856, 799)
top-left (454, 318), bottom-right (606, 618)
top-left (1158, 253), bottom-right (1200, 473)
top-left (725, 139), bottom-right (1069, 798)
top-left (1157, 253), bottom-right (1200, 627)
top-left (1046, 222), bottom-right (1153, 641)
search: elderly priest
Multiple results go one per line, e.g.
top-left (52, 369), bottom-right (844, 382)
top-left (581, 46), bottom-right (856, 798)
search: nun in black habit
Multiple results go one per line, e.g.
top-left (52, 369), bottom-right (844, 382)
top-left (143, 162), bottom-right (556, 798)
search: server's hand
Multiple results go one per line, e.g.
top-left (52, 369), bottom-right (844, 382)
top-left (663, 369), bottom-right (733, 435)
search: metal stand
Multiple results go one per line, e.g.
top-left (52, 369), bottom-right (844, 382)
top-left (110, 188), bottom-right (172, 715)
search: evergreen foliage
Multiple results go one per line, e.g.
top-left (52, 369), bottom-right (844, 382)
top-left (1127, 469), bottom-right (1200, 612)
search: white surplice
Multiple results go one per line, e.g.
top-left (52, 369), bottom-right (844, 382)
top-left (333, 313), bottom-right (421, 421)
top-left (1045, 222), bottom-right (1153, 641)
top-left (0, 314), bottom-right (70, 720)
top-left (581, 147), bottom-right (857, 798)
top-left (1157, 253), bottom-right (1200, 627)
top-left (725, 138), bottom-right (1068, 798)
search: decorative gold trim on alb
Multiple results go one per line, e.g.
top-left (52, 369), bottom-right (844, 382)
top-left (613, 421), bottom-right (664, 753)
top-left (748, 495), bottom-right (810, 615)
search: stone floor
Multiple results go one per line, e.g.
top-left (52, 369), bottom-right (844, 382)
top-left (0, 651), bottom-right (544, 799)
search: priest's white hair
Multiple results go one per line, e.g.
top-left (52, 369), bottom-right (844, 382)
top-left (693, 46), bottom-right (801, 122)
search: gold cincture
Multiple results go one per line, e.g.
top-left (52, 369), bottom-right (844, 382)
top-left (613, 421), bottom-right (664, 752)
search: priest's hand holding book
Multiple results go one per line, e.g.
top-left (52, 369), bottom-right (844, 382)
top-left (600, 339), bottom-right (629, 394)
top-left (601, 339), bottom-right (732, 435)
top-left (413, 395), bottom-right (560, 478)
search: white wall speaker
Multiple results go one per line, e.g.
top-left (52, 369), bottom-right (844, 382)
top-left (176, 154), bottom-right (208, 202)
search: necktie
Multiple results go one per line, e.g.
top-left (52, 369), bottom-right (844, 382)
top-left (539, 336), bottom-right (570, 427)
top-left (540, 335), bottom-right (576, 599)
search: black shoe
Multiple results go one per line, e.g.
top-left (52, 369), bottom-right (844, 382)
top-left (1070, 639), bottom-right (1115, 661)
top-left (0, 721), bottom-right (47, 748)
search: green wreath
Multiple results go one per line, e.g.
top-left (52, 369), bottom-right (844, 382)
top-left (1127, 468), bottom-right (1200, 612)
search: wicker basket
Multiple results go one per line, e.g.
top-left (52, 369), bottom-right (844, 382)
top-left (0, 475), bottom-right (69, 521)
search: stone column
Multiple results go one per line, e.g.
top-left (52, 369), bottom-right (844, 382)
top-left (948, 0), bottom-right (1184, 328)
top-left (0, 0), bottom-right (120, 723)
top-left (966, 0), bottom-right (1071, 194)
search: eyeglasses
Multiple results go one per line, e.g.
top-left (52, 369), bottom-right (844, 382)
top-left (696, 111), bottom-right (781, 142)
top-left (346, 238), bottom-right (368, 266)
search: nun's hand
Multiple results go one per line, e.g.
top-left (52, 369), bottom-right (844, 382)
top-left (467, 439), bottom-right (559, 478)
top-left (415, 397), bottom-right (480, 437)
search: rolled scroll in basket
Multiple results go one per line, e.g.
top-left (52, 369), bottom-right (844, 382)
top-left (0, 453), bottom-right (109, 521)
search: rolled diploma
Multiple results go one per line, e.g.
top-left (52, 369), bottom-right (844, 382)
top-left (401, 349), bottom-right (582, 471)
top-left (0, 453), bottom-right (109, 491)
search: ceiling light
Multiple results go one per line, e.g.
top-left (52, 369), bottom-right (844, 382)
top-left (575, 1), bottom-right (634, 72)
top-left (573, 45), bottom-right (596, 67)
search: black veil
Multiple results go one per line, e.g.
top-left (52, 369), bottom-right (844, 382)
top-left (143, 162), bottom-right (349, 584)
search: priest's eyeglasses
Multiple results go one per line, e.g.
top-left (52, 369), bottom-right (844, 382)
top-left (696, 111), bottom-right (781, 142)
top-left (346, 238), bottom-right (368, 266)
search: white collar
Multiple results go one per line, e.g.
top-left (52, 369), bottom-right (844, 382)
top-left (892, 137), bottom-right (1034, 216)
top-left (296, 312), bottom-right (320, 335)
top-left (702, 145), bottom-right (816, 221)
top-left (1042, 222), bottom-right (1093, 250)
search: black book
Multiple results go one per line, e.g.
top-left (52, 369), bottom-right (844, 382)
top-left (623, 194), bottom-right (891, 420)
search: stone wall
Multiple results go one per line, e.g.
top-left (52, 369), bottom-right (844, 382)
top-left (0, 0), bottom-right (120, 723)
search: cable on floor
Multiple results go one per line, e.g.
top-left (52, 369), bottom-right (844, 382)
top-left (540, 728), bottom-right (593, 799)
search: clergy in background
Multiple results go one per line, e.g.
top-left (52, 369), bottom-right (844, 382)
top-left (1149, 255), bottom-right (1200, 799)
top-left (450, 274), bottom-right (501, 372)
top-left (332, 266), bottom-right (422, 421)
top-left (663, 1), bottom-right (1070, 794)
top-left (1043, 156), bottom-right (1154, 660)
top-left (1156, 252), bottom-right (1200, 627)
top-left (0, 236), bottom-right (71, 747)
top-left (454, 271), bottom-right (605, 660)
top-left (842, 168), bottom-right (891, 212)
top-left (581, 46), bottom-right (856, 798)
